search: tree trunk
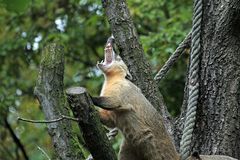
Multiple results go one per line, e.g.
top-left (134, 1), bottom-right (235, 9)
top-left (189, 0), bottom-right (240, 159)
top-left (34, 43), bottom-right (84, 160)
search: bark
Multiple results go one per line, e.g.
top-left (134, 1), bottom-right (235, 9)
top-left (102, 0), bottom-right (174, 138)
top-left (66, 87), bottom-right (117, 160)
top-left (189, 0), bottom-right (240, 159)
top-left (34, 44), bottom-right (84, 160)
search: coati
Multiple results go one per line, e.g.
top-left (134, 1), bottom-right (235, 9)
top-left (92, 37), bottom-right (179, 160)
top-left (91, 37), bottom-right (237, 160)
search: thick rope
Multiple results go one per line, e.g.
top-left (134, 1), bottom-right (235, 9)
top-left (179, 0), bottom-right (202, 159)
top-left (154, 32), bottom-right (191, 82)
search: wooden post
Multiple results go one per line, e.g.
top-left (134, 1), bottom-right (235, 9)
top-left (66, 87), bottom-right (117, 160)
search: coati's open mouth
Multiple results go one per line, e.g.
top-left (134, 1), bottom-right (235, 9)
top-left (99, 36), bottom-right (116, 66)
top-left (104, 43), bottom-right (115, 65)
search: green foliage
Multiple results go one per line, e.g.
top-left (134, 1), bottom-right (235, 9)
top-left (1, 0), bottom-right (31, 13)
top-left (0, 0), bottom-right (192, 159)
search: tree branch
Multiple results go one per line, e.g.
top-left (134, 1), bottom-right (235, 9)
top-left (18, 115), bottom-right (78, 123)
top-left (66, 87), bottom-right (117, 160)
top-left (34, 43), bottom-right (84, 160)
top-left (4, 118), bottom-right (29, 160)
top-left (37, 146), bottom-right (51, 160)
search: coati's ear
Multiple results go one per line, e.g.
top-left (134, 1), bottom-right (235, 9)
top-left (126, 70), bottom-right (133, 80)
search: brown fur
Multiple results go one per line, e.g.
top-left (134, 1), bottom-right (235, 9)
top-left (94, 44), bottom-right (179, 160)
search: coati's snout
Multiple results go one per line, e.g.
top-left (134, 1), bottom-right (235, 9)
top-left (97, 37), bottom-right (130, 77)
top-left (97, 36), bottom-right (116, 68)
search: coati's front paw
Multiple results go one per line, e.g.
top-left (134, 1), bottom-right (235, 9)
top-left (107, 127), bottom-right (118, 140)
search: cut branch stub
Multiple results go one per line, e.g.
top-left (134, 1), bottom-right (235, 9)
top-left (66, 87), bottom-right (117, 160)
top-left (66, 87), bottom-right (89, 123)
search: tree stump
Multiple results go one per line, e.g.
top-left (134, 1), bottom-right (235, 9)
top-left (66, 87), bottom-right (117, 160)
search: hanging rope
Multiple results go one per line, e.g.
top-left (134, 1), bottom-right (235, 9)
top-left (179, 0), bottom-right (202, 159)
top-left (154, 32), bottom-right (191, 82)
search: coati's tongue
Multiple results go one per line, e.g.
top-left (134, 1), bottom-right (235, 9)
top-left (104, 43), bottom-right (115, 64)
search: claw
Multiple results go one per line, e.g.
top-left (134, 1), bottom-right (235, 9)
top-left (107, 128), bottom-right (118, 140)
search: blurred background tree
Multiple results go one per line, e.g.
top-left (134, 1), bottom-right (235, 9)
top-left (0, 0), bottom-right (191, 159)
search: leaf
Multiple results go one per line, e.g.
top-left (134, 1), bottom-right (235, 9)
top-left (2, 0), bottom-right (31, 13)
